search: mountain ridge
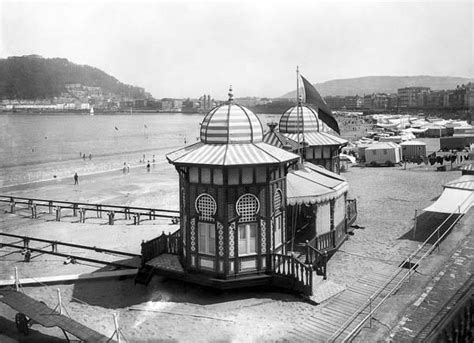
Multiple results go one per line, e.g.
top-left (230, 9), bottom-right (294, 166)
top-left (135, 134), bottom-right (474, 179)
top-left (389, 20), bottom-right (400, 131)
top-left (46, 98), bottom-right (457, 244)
top-left (280, 75), bottom-right (474, 98)
top-left (0, 55), bottom-right (148, 100)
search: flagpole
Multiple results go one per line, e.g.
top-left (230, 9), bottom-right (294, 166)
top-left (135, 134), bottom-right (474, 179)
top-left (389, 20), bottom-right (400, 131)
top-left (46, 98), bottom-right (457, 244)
top-left (296, 66), bottom-right (301, 164)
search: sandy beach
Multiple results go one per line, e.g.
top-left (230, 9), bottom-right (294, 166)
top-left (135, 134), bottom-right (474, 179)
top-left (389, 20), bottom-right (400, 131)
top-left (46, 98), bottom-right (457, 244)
top-left (0, 141), bottom-right (472, 342)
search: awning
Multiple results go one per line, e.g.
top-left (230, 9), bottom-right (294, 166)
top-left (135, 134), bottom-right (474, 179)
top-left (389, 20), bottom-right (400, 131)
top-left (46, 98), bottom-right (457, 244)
top-left (287, 163), bottom-right (348, 205)
top-left (423, 188), bottom-right (473, 214)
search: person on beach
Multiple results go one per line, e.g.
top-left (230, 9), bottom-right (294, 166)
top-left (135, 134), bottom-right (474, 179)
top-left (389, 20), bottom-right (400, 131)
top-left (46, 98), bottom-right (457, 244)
top-left (83, 153), bottom-right (86, 160)
top-left (74, 172), bottom-right (79, 185)
top-left (147, 162), bottom-right (151, 172)
top-left (89, 153), bottom-right (92, 160)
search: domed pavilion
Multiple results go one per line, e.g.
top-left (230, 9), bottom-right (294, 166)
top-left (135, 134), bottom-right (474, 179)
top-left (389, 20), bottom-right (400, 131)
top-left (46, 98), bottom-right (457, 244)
top-left (136, 88), bottom-right (357, 295)
top-left (274, 102), bottom-right (348, 173)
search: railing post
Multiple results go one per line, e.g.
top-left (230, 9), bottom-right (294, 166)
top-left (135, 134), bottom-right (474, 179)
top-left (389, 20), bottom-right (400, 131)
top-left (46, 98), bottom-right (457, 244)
top-left (73, 203), bottom-right (78, 217)
top-left (413, 209), bottom-right (418, 240)
top-left (305, 240), bottom-right (310, 264)
top-left (14, 267), bottom-right (19, 291)
top-left (291, 253), bottom-right (295, 277)
top-left (55, 206), bottom-right (61, 221)
top-left (108, 211), bottom-right (115, 225)
top-left (97, 205), bottom-right (102, 218)
top-left (332, 230), bottom-right (336, 248)
top-left (49, 201), bottom-right (53, 214)
top-left (10, 200), bottom-right (15, 214)
top-left (323, 251), bottom-right (328, 280)
top-left (80, 208), bottom-right (86, 223)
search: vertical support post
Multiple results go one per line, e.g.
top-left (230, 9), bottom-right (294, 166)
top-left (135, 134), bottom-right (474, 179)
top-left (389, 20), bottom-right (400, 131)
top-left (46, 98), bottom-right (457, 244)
top-left (113, 313), bottom-right (121, 343)
top-left (73, 204), bottom-right (78, 217)
top-left (57, 288), bottom-right (62, 315)
top-left (413, 209), bottom-right (418, 240)
top-left (14, 267), bottom-right (19, 291)
top-left (55, 206), bottom-right (61, 221)
top-left (49, 201), bottom-right (53, 214)
top-left (10, 200), bottom-right (15, 214)
top-left (305, 240), bottom-right (310, 265)
top-left (323, 251), bottom-right (328, 280)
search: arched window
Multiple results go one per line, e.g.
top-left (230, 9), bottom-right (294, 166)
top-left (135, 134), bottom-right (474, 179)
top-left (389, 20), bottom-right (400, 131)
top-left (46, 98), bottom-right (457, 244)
top-left (195, 194), bottom-right (216, 255)
top-left (236, 194), bottom-right (259, 256)
top-left (236, 193), bottom-right (260, 222)
top-left (195, 193), bottom-right (216, 221)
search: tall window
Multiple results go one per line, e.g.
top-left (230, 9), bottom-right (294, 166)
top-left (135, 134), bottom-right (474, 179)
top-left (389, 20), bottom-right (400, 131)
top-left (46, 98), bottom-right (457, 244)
top-left (196, 194), bottom-right (216, 255)
top-left (198, 222), bottom-right (215, 254)
top-left (238, 223), bottom-right (257, 255)
top-left (236, 194), bottom-right (259, 256)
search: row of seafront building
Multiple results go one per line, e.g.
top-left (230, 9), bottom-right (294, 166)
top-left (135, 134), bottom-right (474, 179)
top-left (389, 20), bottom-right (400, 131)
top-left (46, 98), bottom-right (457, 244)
top-left (325, 83), bottom-right (474, 112)
top-left (2, 82), bottom-right (474, 114)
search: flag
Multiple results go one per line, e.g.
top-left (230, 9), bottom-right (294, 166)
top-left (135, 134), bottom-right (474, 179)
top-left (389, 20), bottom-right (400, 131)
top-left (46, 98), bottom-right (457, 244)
top-left (300, 75), bottom-right (340, 134)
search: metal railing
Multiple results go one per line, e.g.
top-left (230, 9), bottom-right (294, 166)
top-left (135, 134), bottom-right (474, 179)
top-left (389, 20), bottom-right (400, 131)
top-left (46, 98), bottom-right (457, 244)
top-left (329, 202), bottom-right (469, 342)
top-left (1, 195), bottom-right (179, 225)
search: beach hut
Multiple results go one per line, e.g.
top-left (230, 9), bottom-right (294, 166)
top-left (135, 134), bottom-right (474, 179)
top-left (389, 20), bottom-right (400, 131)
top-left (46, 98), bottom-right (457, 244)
top-left (365, 142), bottom-right (401, 166)
top-left (425, 125), bottom-right (448, 138)
top-left (275, 104), bottom-right (348, 173)
top-left (400, 140), bottom-right (427, 160)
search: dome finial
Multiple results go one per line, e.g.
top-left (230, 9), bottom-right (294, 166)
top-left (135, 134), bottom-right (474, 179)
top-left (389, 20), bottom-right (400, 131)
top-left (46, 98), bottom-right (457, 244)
top-left (228, 85), bottom-right (234, 103)
top-left (298, 94), bottom-right (303, 105)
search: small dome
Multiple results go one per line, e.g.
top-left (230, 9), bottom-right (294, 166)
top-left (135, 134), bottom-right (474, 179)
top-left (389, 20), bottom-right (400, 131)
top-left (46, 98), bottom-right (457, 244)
top-left (279, 104), bottom-right (330, 134)
top-left (200, 94), bottom-right (263, 144)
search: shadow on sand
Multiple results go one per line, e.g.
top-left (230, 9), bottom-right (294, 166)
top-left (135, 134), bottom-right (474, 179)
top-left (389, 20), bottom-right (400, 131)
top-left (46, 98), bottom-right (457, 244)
top-left (72, 270), bottom-right (302, 310)
top-left (399, 211), bottom-right (461, 243)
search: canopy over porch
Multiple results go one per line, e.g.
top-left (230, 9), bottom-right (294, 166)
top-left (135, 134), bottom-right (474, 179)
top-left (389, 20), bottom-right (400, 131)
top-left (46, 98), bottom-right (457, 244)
top-left (287, 162), bottom-right (348, 205)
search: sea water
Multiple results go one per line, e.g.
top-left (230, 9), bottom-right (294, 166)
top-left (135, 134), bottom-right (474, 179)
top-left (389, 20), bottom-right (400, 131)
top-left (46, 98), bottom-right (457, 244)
top-left (0, 112), bottom-right (280, 187)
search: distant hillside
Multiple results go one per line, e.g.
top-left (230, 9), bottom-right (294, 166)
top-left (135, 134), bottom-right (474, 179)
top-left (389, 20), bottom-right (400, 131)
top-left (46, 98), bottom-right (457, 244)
top-left (280, 76), bottom-right (474, 98)
top-left (0, 55), bottom-right (146, 99)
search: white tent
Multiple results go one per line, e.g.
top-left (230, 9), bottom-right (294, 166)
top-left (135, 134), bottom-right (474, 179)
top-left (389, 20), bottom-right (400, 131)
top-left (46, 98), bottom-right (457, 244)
top-left (424, 175), bottom-right (474, 214)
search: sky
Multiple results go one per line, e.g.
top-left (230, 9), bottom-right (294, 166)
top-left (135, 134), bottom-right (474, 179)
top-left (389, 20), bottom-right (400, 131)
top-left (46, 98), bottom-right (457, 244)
top-left (0, 0), bottom-right (473, 99)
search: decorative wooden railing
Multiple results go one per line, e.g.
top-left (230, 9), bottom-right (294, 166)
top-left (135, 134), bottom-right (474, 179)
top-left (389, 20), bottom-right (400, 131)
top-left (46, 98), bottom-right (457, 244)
top-left (315, 230), bottom-right (335, 251)
top-left (141, 230), bottom-right (181, 265)
top-left (271, 253), bottom-right (313, 295)
top-left (346, 198), bottom-right (358, 225)
top-left (305, 241), bottom-right (328, 280)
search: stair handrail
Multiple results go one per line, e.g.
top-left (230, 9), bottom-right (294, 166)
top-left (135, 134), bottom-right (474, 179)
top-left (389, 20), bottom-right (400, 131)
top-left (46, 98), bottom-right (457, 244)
top-left (305, 240), bottom-right (328, 280)
top-left (272, 253), bottom-right (314, 292)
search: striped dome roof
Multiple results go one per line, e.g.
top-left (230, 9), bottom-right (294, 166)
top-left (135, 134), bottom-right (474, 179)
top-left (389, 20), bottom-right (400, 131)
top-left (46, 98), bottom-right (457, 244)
top-left (200, 103), bottom-right (263, 144)
top-left (279, 104), bottom-right (331, 134)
